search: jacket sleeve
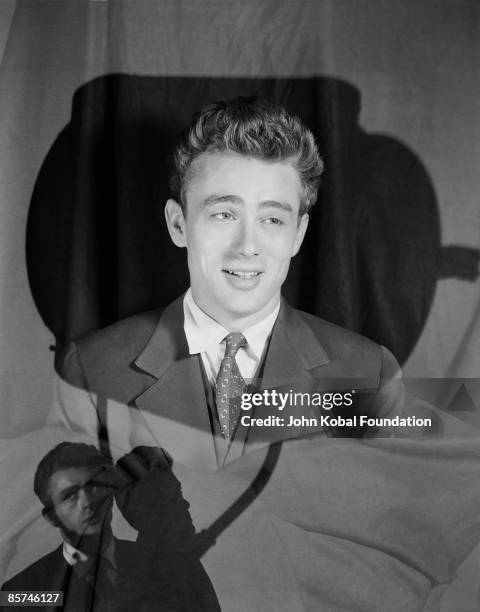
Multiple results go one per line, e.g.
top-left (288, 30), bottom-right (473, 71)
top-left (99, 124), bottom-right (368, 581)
top-left (374, 345), bottom-right (475, 438)
top-left (57, 340), bottom-right (88, 389)
top-left (47, 341), bottom-right (101, 441)
top-left (372, 345), bottom-right (405, 419)
top-left (49, 342), bottom-right (158, 457)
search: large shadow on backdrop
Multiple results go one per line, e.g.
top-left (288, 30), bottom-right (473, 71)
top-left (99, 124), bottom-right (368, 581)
top-left (26, 74), bottom-right (479, 366)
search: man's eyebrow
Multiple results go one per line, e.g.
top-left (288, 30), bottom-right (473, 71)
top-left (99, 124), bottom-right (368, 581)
top-left (259, 200), bottom-right (294, 213)
top-left (203, 195), bottom-right (294, 213)
top-left (203, 194), bottom-right (243, 207)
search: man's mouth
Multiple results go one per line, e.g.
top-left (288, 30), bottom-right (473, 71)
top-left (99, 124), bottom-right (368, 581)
top-left (223, 269), bottom-right (262, 279)
top-left (84, 502), bottom-right (109, 525)
top-left (84, 511), bottom-right (98, 523)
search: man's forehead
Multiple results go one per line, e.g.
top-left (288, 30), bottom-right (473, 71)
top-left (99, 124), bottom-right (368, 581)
top-left (184, 151), bottom-right (303, 208)
top-left (189, 150), bottom-right (300, 178)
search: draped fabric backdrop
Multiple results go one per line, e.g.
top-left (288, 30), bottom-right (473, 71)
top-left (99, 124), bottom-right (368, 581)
top-left (1, 1), bottom-right (479, 436)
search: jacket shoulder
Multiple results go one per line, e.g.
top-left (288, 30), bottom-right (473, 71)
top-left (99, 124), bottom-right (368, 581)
top-left (58, 308), bottom-right (165, 401)
top-left (285, 305), bottom-right (400, 383)
top-left (293, 308), bottom-right (385, 360)
top-left (2, 547), bottom-right (65, 592)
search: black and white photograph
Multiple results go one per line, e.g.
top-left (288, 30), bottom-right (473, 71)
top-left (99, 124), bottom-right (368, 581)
top-left (0, 2), bottom-right (479, 610)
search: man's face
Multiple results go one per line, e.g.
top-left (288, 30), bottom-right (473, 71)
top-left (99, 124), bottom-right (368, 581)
top-left (165, 152), bottom-right (309, 330)
top-left (47, 466), bottom-right (114, 539)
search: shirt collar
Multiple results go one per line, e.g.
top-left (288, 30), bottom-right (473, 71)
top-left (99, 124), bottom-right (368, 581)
top-left (62, 537), bottom-right (116, 578)
top-left (63, 540), bottom-right (90, 574)
top-left (242, 303), bottom-right (280, 360)
top-left (183, 288), bottom-right (280, 360)
top-left (184, 289), bottom-right (228, 355)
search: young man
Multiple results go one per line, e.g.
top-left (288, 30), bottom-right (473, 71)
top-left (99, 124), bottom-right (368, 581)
top-left (1, 443), bottom-right (122, 611)
top-left (1, 443), bottom-right (220, 612)
top-left (58, 97), bottom-right (402, 469)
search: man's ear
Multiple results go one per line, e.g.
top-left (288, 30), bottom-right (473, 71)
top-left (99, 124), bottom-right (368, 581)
top-left (292, 213), bottom-right (309, 257)
top-left (165, 199), bottom-right (187, 248)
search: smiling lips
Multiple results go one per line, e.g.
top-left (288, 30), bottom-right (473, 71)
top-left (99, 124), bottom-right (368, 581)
top-left (223, 269), bottom-right (262, 279)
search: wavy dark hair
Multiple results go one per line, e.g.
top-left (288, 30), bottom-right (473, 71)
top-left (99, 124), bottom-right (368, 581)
top-left (169, 97), bottom-right (323, 216)
top-left (34, 442), bottom-right (111, 508)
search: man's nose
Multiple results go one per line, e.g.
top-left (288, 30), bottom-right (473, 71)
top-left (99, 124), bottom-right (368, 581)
top-left (78, 487), bottom-right (93, 510)
top-left (234, 219), bottom-right (259, 257)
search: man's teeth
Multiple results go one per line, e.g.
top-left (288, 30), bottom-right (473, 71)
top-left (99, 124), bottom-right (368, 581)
top-left (224, 270), bottom-right (260, 278)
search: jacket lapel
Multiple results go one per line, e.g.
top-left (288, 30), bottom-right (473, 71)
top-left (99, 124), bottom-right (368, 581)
top-left (260, 299), bottom-right (330, 385)
top-left (245, 300), bottom-right (331, 453)
top-left (133, 297), bottom-right (218, 471)
top-left (130, 297), bottom-right (336, 467)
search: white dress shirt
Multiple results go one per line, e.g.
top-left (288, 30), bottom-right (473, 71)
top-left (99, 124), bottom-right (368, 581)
top-left (183, 288), bottom-right (280, 384)
top-left (63, 540), bottom-right (90, 567)
top-left (63, 538), bottom-right (116, 578)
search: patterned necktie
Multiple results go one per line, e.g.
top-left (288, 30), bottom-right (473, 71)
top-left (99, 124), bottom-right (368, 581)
top-left (215, 332), bottom-right (247, 439)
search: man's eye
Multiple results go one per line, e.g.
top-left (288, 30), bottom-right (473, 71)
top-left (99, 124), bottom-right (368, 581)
top-left (212, 211), bottom-right (234, 220)
top-left (263, 217), bottom-right (283, 225)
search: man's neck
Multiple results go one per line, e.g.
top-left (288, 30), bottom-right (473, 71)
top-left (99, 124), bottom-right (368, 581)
top-left (63, 526), bottom-right (114, 558)
top-left (190, 291), bottom-right (281, 332)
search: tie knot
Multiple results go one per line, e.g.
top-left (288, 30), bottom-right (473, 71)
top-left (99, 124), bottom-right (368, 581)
top-left (223, 332), bottom-right (246, 358)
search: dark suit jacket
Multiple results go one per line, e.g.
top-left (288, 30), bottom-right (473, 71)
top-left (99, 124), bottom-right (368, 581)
top-left (2, 546), bottom-right (73, 612)
top-left (59, 296), bottom-right (403, 469)
top-left (1, 536), bottom-right (218, 612)
top-left (1, 539), bottom-right (143, 612)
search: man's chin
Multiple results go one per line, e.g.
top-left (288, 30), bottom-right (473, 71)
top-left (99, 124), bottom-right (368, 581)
top-left (223, 294), bottom-right (276, 316)
top-left (196, 287), bottom-right (278, 328)
top-left (82, 523), bottom-right (103, 536)
top-left (65, 524), bottom-right (106, 551)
